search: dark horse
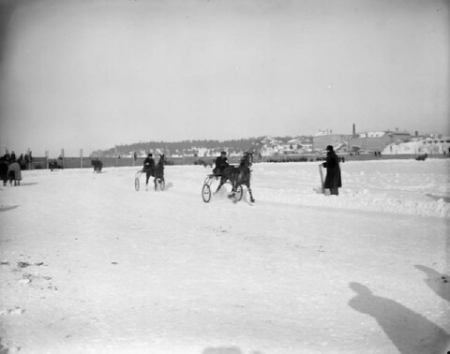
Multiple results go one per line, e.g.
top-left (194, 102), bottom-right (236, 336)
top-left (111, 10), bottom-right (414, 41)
top-left (49, 159), bottom-right (63, 171)
top-left (91, 159), bottom-right (103, 173)
top-left (145, 154), bottom-right (167, 191)
top-left (214, 152), bottom-right (255, 203)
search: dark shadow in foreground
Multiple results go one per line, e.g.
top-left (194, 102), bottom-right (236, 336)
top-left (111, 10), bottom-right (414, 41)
top-left (415, 265), bottom-right (450, 303)
top-left (202, 347), bottom-right (242, 354)
top-left (202, 347), bottom-right (264, 354)
top-left (348, 282), bottom-right (449, 354)
top-left (0, 205), bottom-right (19, 212)
top-left (18, 182), bottom-right (38, 187)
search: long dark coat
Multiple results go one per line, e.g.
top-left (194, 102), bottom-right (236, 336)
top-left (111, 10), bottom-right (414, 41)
top-left (322, 151), bottom-right (342, 189)
top-left (0, 160), bottom-right (8, 183)
top-left (143, 156), bottom-right (155, 173)
top-left (213, 156), bottom-right (229, 175)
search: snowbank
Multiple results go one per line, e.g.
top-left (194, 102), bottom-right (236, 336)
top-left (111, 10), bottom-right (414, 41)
top-left (0, 159), bottom-right (449, 353)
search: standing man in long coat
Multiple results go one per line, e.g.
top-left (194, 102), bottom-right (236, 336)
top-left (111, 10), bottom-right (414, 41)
top-left (322, 145), bottom-right (342, 196)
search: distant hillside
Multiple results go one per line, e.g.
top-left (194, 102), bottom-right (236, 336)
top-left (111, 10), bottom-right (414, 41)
top-left (89, 133), bottom-right (450, 159)
top-left (90, 136), bottom-right (314, 158)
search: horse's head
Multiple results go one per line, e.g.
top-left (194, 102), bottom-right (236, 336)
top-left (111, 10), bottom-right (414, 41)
top-left (240, 152), bottom-right (253, 167)
top-left (158, 154), bottom-right (166, 166)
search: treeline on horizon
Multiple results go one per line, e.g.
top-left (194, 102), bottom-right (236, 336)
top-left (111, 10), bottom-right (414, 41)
top-left (91, 136), bottom-right (311, 157)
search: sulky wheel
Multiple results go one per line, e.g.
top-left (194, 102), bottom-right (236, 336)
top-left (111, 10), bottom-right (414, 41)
top-left (202, 183), bottom-right (212, 203)
top-left (135, 176), bottom-right (140, 191)
top-left (155, 178), bottom-right (165, 191)
top-left (233, 184), bottom-right (243, 202)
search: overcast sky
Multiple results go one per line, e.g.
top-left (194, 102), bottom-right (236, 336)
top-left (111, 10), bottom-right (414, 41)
top-left (0, 0), bottom-right (448, 157)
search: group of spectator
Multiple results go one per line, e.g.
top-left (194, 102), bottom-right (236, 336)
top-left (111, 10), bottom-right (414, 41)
top-left (0, 150), bottom-right (33, 186)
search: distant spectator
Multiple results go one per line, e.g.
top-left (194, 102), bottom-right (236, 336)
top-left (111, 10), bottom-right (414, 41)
top-left (18, 154), bottom-right (26, 169)
top-left (26, 150), bottom-right (33, 169)
top-left (322, 145), bottom-right (342, 196)
top-left (10, 151), bottom-right (16, 162)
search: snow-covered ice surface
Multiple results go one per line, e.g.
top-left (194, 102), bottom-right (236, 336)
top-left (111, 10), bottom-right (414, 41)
top-left (1, 159), bottom-right (449, 354)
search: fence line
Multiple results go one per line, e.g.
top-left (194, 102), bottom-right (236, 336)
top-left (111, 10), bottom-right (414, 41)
top-left (27, 152), bottom-right (449, 170)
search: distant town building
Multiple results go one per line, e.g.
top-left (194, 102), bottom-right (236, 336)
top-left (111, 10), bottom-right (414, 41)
top-left (348, 130), bottom-right (411, 152)
top-left (312, 132), bottom-right (349, 151)
top-left (312, 128), bottom-right (412, 153)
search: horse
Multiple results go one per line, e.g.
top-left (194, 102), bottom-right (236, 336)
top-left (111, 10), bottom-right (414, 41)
top-left (49, 160), bottom-right (63, 171)
top-left (195, 159), bottom-right (213, 168)
top-left (416, 153), bottom-right (428, 161)
top-left (153, 154), bottom-right (167, 190)
top-left (145, 154), bottom-right (167, 191)
top-left (214, 152), bottom-right (255, 203)
top-left (91, 159), bottom-right (103, 173)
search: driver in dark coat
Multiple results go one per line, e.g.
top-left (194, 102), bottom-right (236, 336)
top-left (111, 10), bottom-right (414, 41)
top-left (322, 145), bottom-right (342, 196)
top-left (143, 153), bottom-right (155, 190)
top-left (213, 151), bottom-right (229, 176)
top-left (143, 153), bottom-right (155, 172)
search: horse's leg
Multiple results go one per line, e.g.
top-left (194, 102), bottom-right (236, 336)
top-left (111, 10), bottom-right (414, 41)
top-left (214, 176), bottom-right (226, 194)
top-left (227, 179), bottom-right (237, 200)
top-left (228, 170), bottom-right (242, 198)
top-left (145, 172), bottom-right (151, 190)
top-left (244, 179), bottom-right (255, 203)
top-left (247, 186), bottom-right (255, 203)
top-left (153, 168), bottom-right (160, 191)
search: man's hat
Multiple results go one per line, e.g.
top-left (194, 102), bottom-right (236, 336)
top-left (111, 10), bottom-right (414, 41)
top-left (148, 153), bottom-right (153, 157)
top-left (326, 145), bottom-right (334, 151)
top-left (221, 151), bottom-right (226, 155)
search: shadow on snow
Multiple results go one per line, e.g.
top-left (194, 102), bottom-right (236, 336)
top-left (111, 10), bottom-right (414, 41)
top-left (348, 282), bottom-right (449, 354)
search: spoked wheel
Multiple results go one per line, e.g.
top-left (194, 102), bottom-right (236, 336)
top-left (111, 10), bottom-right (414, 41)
top-left (135, 176), bottom-right (140, 191)
top-left (202, 183), bottom-right (212, 203)
top-left (233, 184), bottom-right (243, 202)
top-left (135, 171), bottom-right (143, 191)
top-left (155, 178), bottom-right (165, 191)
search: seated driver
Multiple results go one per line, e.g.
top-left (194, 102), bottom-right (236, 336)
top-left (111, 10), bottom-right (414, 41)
top-left (143, 153), bottom-right (155, 173)
top-left (213, 151), bottom-right (229, 176)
